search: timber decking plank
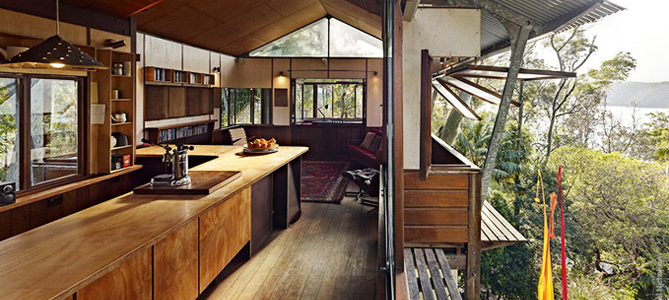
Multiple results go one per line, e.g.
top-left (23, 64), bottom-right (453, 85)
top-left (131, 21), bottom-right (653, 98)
top-left (435, 249), bottom-right (462, 300)
top-left (413, 248), bottom-right (437, 300)
top-left (484, 201), bottom-right (526, 241)
top-left (481, 206), bottom-right (507, 241)
top-left (424, 248), bottom-right (450, 300)
top-left (404, 249), bottom-right (421, 300)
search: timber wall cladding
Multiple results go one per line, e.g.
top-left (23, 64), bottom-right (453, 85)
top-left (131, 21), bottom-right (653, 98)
top-left (403, 171), bottom-right (470, 244)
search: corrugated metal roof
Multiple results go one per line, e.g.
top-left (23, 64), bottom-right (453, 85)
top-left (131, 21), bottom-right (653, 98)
top-left (422, 0), bottom-right (625, 55)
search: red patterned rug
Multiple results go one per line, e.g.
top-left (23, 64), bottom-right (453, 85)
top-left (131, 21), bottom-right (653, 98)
top-left (301, 161), bottom-right (350, 204)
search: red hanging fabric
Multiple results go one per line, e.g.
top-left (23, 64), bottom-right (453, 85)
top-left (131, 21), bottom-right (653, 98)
top-left (558, 166), bottom-right (568, 299)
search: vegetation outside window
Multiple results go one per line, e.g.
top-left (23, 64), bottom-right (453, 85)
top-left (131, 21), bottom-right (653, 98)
top-left (293, 79), bottom-right (365, 124)
top-left (221, 88), bottom-right (271, 126)
top-left (0, 77), bottom-right (20, 190)
top-left (0, 74), bottom-right (86, 192)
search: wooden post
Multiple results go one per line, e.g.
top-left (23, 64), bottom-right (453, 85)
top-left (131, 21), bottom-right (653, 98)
top-left (419, 49), bottom-right (433, 180)
top-left (466, 172), bottom-right (482, 300)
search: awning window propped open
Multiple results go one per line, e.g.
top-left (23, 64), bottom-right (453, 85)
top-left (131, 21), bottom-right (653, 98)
top-left (432, 79), bottom-right (481, 120)
top-left (433, 64), bottom-right (576, 119)
top-left (444, 65), bottom-right (577, 81)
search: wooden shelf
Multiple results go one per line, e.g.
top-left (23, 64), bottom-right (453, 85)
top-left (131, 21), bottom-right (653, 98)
top-left (112, 122), bottom-right (133, 126)
top-left (110, 165), bottom-right (137, 174)
top-left (112, 145), bottom-right (134, 151)
top-left (112, 98), bottom-right (133, 102)
top-left (112, 74), bottom-right (132, 78)
top-left (3, 165), bottom-right (143, 213)
top-left (145, 120), bottom-right (216, 144)
top-left (145, 80), bottom-right (182, 87)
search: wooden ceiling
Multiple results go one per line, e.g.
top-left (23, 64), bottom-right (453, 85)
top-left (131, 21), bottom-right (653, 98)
top-left (60, 0), bottom-right (165, 19)
top-left (136, 0), bottom-right (382, 56)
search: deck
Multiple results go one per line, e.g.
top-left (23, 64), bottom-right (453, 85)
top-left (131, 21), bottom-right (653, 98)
top-left (404, 248), bottom-right (462, 300)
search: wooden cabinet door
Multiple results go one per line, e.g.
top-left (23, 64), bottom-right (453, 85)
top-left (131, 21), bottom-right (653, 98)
top-left (186, 88), bottom-right (202, 116)
top-left (154, 221), bottom-right (199, 300)
top-left (202, 89), bottom-right (213, 115)
top-left (77, 247), bottom-right (152, 300)
top-left (199, 187), bottom-right (251, 292)
top-left (168, 87), bottom-right (186, 118)
top-left (145, 86), bottom-right (168, 120)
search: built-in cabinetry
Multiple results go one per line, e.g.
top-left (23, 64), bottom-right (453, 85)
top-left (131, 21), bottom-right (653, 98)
top-left (144, 85), bottom-right (216, 121)
top-left (71, 187), bottom-right (251, 300)
top-left (93, 50), bottom-right (136, 174)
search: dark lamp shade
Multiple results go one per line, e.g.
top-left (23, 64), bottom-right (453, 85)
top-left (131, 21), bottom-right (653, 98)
top-left (1, 35), bottom-right (107, 70)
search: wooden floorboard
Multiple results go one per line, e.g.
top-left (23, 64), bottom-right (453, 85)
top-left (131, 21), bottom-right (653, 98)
top-left (199, 190), bottom-right (378, 300)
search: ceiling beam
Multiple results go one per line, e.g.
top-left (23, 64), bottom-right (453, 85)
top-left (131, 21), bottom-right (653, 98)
top-left (403, 0), bottom-right (420, 21)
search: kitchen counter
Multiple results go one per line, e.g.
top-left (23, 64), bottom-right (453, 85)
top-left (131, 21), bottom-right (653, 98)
top-left (0, 145), bottom-right (308, 300)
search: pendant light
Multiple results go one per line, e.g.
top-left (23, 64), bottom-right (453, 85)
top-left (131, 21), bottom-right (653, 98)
top-left (1, 0), bottom-right (107, 70)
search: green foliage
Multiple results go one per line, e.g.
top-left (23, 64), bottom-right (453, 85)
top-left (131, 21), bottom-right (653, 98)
top-left (645, 112), bottom-right (669, 161)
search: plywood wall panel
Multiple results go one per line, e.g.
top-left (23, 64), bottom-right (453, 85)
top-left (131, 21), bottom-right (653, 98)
top-left (366, 58), bottom-right (383, 126)
top-left (0, 9), bottom-right (87, 46)
top-left (144, 35), bottom-right (182, 70)
top-left (183, 45), bottom-right (210, 73)
top-left (236, 58), bottom-right (272, 88)
top-left (290, 58), bottom-right (327, 79)
top-left (272, 58), bottom-right (291, 125)
top-left (89, 28), bottom-right (132, 53)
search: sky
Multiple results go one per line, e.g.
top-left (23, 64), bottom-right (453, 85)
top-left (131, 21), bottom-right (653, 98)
top-left (535, 0), bottom-right (669, 83)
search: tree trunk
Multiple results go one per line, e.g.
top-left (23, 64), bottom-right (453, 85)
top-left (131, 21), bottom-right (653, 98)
top-left (439, 91), bottom-right (471, 144)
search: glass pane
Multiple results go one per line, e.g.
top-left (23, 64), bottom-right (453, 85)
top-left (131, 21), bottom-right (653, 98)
top-left (303, 85), bottom-right (314, 119)
top-left (317, 85), bottom-right (332, 118)
top-left (249, 19), bottom-right (328, 57)
top-left (221, 88), bottom-right (229, 127)
top-left (295, 84), bottom-right (303, 122)
top-left (30, 78), bottom-right (79, 186)
top-left (253, 89), bottom-right (262, 124)
top-left (356, 85), bottom-right (363, 118)
top-left (235, 89), bottom-right (252, 124)
top-left (329, 18), bottom-right (383, 58)
top-left (0, 77), bottom-right (20, 190)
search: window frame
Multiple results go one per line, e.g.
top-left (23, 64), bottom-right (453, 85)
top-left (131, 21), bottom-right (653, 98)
top-left (0, 72), bottom-right (89, 194)
top-left (291, 78), bottom-right (367, 125)
top-left (221, 88), bottom-right (272, 128)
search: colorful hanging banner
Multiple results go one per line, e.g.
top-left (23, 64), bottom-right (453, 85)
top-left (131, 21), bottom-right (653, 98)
top-left (537, 170), bottom-right (555, 300)
top-left (558, 166), bottom-right (568, 299)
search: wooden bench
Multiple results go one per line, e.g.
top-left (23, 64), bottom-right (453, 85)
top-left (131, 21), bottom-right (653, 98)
top-left (404, 248), bottom-right (462, 300)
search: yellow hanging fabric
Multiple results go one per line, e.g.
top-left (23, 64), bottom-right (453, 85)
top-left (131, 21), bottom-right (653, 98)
top-left (536, 170), bottom-right (555, 300)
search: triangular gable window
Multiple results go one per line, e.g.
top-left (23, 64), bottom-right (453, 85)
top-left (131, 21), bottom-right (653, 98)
top-left (249, 18), bottom-right (382, 58)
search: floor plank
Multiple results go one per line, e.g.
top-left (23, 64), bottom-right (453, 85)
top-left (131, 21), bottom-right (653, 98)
top-left (199, 189), bottom-right (378, 300)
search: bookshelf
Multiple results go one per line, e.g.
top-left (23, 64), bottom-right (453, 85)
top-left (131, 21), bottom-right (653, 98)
top-left (144, 66), bottom-right (215, 87)
top-left (93, 49), bottom-right (136, 174)
top-left (145, 120), bottom-right (216, 144)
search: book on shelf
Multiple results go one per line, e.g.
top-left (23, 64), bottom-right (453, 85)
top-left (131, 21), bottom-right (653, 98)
top-left (158, 124), bottom-right (209, 142)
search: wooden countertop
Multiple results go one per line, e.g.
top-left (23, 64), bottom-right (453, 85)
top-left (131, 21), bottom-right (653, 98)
top-left (0, 145), bottom-right (308, 300)
top-left (136, 144), bottom-right (236, 158)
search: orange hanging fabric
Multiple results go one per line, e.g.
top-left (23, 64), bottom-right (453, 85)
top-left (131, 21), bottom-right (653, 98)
top-left (536, 170), bottom-right (555, 300)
